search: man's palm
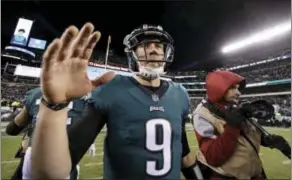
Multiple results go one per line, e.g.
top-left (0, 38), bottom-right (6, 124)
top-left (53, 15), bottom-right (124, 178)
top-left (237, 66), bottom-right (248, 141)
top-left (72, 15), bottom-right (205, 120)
top-left (41, 23), bottom-right (101, 103)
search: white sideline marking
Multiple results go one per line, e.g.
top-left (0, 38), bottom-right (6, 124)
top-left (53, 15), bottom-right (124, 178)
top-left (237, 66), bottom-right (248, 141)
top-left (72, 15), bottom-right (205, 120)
top-left (1, 136), bottom-right (22, 139)
top-left (282, 160), bottom-right (290, 165)
top-left (85, 152), bottom-right (103, 156)
top-left (259, 153), bottom-right (263, 156)
top-left (91, 177), bottom-right (103, 179)
top-left (2, 160), bottom-right (19, 164)
top-left (84, 162), bottom-right (103, 167)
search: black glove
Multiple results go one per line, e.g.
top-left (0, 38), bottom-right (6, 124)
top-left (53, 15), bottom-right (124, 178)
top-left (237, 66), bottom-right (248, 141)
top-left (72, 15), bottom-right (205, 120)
top-left (222, 107), bottom-right (246, 127)
top-left (263, 134), bottom-right (291, 159)
top-left (205, 101), bottom-right (245, 127)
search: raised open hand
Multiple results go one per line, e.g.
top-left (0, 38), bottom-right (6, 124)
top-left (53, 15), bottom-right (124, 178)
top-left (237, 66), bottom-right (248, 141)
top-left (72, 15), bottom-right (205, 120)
top-left (41, 23), bottom-right (113, 103)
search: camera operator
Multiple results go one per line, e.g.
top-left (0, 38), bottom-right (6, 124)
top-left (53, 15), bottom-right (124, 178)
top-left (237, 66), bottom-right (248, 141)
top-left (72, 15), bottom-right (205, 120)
top-left (192, 70), bottom-right (289, 180)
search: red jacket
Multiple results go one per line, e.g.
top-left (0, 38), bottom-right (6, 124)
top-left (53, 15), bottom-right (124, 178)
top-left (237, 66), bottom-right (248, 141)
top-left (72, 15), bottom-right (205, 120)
top-left (194, 70), bottom-right (245, 167)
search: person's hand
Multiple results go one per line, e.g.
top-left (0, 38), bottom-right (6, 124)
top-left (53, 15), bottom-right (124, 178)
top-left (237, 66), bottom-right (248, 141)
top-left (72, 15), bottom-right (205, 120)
top-left (207, 102), bottom-right (245, 127)
top-left (91, 71), bottom-right (115, 90)
top-left (222, 106), bottom-right (246, 127)
top-left (41, 23), bottom-right (112, 103)
top-left (264, 134), bottom-right (291, 159)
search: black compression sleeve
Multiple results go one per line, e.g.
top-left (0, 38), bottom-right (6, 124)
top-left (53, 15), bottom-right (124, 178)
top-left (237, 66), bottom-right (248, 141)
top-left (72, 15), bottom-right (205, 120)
top-left (6, 121), bottom-right (25, 136)
top-left (182, 120), bottom-right (191, 157)
top-left (67, 103), bottom-right (106, 169)
top-left (181, 162), bottom-right (201, 180)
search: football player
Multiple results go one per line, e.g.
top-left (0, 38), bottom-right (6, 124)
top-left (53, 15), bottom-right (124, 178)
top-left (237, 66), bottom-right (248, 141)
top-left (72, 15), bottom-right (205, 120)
top-left (5, 86), bottom-right (107, 180)
top-left (31, 23), bottom-right (198, 179)
top-left (7, 123), bottom-right (31, 180)
top-left (6, 99), bottom-right (32, 180)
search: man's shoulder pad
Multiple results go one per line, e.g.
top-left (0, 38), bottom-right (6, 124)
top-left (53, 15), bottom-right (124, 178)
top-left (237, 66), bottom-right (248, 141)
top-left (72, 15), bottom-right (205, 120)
top-left (24, 87), bottom-right (42, 110)
top-left (90, 74), bottom-right (126, 99)
top-left (26, 87), bottom-right (41, 95)
top-left (169, 82), bottom-right (187, 93)
top-left (25, 87), bottom-right (42, 101)
top-left (112, 74), bottom-right (130, 83)
top-left (92, 74), bottom-right (127, 92)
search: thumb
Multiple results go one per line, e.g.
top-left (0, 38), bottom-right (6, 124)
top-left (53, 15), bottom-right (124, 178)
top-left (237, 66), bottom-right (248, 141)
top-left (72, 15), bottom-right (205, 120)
top-left (91, 71), bottom-right (115, 88)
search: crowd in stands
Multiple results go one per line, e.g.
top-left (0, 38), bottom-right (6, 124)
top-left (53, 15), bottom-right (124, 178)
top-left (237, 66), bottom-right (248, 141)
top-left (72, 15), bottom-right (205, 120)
top-left (239, 64), bottom-right (290, 83)
top-left (1, 82), bottom-right (37, 102)
top-left (169, 56), bottom-right (291, 84)
top-left (223, 48), bottom-right (291, 68)
top-left (2, 82), bottom-right (290, 128)
top-left (234, 58), bottom-right (291, 83)
top-left (1, 49), bottom-right (290, 128)
top-left (3, 47), bottom-right (290, 85)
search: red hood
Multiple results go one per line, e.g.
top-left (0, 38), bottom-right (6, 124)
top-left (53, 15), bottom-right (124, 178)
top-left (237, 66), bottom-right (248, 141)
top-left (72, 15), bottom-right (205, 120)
top-left (206, 70), bottom-right (245, 103)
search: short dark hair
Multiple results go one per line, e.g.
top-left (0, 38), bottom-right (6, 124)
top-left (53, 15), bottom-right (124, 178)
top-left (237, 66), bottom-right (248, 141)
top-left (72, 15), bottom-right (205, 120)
top-left (18, 29), bottom-right (25, 33)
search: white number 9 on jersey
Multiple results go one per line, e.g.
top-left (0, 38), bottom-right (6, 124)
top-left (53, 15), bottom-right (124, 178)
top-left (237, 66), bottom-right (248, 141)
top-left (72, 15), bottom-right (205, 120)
top-left (145, 118), bottom-right (172, 176)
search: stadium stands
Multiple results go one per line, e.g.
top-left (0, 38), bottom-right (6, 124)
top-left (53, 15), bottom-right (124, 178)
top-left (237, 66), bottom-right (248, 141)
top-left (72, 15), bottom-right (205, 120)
top-left (233, 57), bottom-right (291, 83)
top-left (1, 49), bottom-right (291, 128)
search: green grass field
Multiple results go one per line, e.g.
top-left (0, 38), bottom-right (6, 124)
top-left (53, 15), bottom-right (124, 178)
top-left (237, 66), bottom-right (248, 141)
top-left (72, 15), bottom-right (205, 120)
top-left (1, 127), bottom-right (291, 179)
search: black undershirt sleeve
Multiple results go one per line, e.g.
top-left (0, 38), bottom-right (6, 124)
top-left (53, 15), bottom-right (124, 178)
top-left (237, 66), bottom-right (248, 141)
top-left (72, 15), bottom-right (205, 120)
top-left (5, 110), bottom-right (29, 136)
top-left (6, 120), bottom-right (25, 136)
top-left (181, 119), bottom-right (191, 157)
top-left (181, 118), bottom-right (201, 180)
top-left (67, 103), bottom-right (106, 168)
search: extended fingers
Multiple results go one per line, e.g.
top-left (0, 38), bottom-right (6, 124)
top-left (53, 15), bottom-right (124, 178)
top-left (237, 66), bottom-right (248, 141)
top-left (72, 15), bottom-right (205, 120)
top-left (82, 31), bottom-right (101, 59)
top-left (71, 23), bottom-right (95, 58)
top-left (59, 26), bottom-right (79, 61)
top-left (91, 71), bottom-right (115, 88)
top-left (42, 39), bottom-right (62, 71)
top-left (46, 23), bottom-right (101, 64)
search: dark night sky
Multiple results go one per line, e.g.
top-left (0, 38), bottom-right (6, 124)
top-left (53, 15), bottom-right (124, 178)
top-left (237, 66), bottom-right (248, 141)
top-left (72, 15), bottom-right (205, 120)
top-left (2, 0), bottom-right (291, 71)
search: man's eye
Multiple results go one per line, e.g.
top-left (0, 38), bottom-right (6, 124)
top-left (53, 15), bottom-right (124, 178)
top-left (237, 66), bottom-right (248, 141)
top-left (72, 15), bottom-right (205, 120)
top-left (156, 44), bottom-right (163, 48)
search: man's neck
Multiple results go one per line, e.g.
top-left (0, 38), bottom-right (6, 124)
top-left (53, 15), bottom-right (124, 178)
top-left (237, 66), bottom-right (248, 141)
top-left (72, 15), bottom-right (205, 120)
top-left (135, 76), bottom-right (161, 87)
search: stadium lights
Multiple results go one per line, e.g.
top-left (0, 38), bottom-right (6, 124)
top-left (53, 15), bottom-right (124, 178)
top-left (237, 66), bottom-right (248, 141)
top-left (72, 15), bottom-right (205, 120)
top-left (221, 21), bottom-right (291, 54)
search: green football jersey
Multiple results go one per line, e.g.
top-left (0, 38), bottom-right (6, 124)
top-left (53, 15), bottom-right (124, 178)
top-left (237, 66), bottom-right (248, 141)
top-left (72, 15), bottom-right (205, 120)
top-left (24, 87), bottom-right (88, 146)
top-left (89, 75), bottom-right (190, 179)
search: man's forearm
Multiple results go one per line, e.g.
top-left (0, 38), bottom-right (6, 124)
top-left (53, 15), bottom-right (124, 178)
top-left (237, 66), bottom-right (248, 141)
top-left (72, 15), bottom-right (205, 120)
top-left (31, 103), bottom-right (71, 179)
top-left (182, 152), bottom-right (196, 168)
top-left (182, 152), bottom-right (203, 180)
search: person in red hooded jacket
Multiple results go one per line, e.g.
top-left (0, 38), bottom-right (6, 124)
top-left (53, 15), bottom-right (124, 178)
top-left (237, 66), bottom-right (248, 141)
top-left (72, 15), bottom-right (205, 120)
top-left (192, 70), bottom-right (288, 180)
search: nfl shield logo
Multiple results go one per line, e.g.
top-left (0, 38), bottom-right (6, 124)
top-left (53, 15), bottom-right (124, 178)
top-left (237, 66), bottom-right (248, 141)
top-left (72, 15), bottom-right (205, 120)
top-left (152, 94), bottom-right (159, 102)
